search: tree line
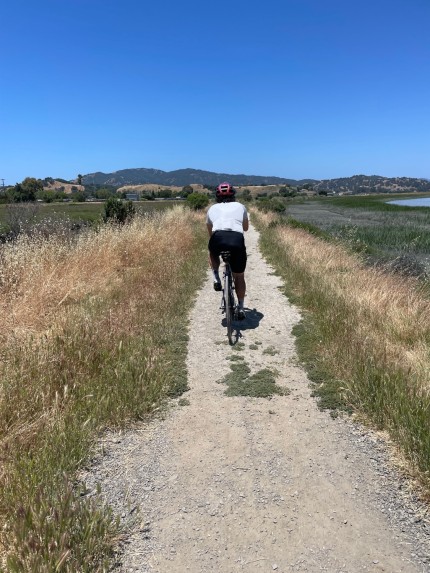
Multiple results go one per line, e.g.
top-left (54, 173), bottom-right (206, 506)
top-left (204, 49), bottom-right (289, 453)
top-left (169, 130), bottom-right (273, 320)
top-left (0, 179), bottom-right (213, 205)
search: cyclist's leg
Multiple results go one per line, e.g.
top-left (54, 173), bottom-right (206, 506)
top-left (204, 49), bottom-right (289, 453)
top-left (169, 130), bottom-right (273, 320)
top-left (230, 236), bottom-right (247, 302)
top-left (209, 251), bottom-right (220, 272)
top-left (229, 235), bottom-right (247, 318)
top-left (208, 234), bottom-right (222, 289)
top-left (232, 272), bottom-right (246, 300)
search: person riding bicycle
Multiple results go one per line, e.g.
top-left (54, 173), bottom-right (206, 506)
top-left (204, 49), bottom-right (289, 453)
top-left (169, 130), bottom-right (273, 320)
top-left (206, 182), bottom-right (249, 320)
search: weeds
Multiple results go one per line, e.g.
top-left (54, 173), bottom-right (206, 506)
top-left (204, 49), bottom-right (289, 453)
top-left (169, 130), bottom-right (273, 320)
top-left (262, 346), bottom-right (279, 356)
top-left (3, 481), bottom-right (117, 573)
top-left (219, 358), bottom-right (287, 398)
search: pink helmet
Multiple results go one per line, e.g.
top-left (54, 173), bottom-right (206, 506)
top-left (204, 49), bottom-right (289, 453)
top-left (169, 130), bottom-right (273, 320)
top-left (216, 182), bottom-right (235, 199)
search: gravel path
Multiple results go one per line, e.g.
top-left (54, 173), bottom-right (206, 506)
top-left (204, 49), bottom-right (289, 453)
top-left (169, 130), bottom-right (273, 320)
top-left (85, 222), bottom-right (429, 572)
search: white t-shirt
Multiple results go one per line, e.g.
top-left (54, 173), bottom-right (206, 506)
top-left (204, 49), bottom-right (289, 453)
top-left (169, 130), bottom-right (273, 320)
top-left (206, 202), bottom-right (248, 234)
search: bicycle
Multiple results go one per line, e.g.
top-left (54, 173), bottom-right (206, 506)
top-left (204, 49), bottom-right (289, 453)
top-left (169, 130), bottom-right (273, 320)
top-left (220, 251), bottom-right (237, 345)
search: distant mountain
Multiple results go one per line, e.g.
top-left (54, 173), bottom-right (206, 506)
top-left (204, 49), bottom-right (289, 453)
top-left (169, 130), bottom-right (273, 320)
top-left (81, 168), bottom-right (314, 187)
top-left (313, 175), bottom-right (430, 194)
top-left (79, 168), bottom-right (430, 194)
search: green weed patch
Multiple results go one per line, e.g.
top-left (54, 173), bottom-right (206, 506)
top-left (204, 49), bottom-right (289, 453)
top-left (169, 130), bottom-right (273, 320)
top-left (219, 359), bottom-right (288, 398)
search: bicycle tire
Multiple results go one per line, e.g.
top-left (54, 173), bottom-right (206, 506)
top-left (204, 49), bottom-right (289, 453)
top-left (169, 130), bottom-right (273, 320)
top-left (224, 269), bottom-right (234, 345)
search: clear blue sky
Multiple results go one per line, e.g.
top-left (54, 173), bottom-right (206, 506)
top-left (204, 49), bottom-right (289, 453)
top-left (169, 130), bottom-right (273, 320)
top-left (1, 0), bottom-right (429, 185)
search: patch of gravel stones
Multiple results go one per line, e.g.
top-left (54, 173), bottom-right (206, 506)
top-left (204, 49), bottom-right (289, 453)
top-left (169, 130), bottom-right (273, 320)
top-left (336, 417), bottom-right (429, 568)
top-left (81, 420), bottom-right (170, 571)
top-left (81, 405), bottom-right (430, 572)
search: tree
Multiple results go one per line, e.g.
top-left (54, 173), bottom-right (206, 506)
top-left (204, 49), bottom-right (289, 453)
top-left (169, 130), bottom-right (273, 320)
top-left (95, 187), bottom-right (116, 200)
top-left (38, 190), bottom-right (57, 203)
top-left (181, 184), bottom-right (194, 197)
top-left (157, 188), bottom-right (172, 199)
top-left (11, 177), bottom-right (43, 202)
top-left (72, 191), bottom-right (86, 203)
top-left (186, 192), bottom-right (209, 210)
top-left (103, 196), bottom-right (136, 224)
top-left (279, 186), bottom-right (296, 198)
top-left (77, 174), bottom-right (83, 185)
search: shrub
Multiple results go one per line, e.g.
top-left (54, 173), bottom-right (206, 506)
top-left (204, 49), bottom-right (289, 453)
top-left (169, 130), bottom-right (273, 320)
top-left (256, 197), bottom-right (287, 213)
top-left (103, 197), bottom-right (136, 224)
top-left (186, 192), bottom-right (209, 210)
top-left (241, 188), bottom-right (252, 201)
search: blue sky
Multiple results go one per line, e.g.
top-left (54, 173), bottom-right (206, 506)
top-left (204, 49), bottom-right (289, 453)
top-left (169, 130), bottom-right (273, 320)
top-left (1, 0), bottom-right (429, 184)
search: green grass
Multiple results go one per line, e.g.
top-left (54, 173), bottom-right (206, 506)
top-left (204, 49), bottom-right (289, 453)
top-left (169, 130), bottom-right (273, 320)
top-left (4, 480), bottom-right (117, 573)
top-left (291, 321), bottom-right (351, 418)
top-left (0, 201), bottom-right (184, 232)
top-left (219, 359), bottom-right (288, 398)
top-left (262, 346), bottom-right (279, 356)
top-left (282, 194), bottom-right (430, 269)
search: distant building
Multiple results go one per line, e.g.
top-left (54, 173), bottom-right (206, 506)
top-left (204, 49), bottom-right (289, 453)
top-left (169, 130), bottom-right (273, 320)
top-left (126, 193), bottom-right (140, 201)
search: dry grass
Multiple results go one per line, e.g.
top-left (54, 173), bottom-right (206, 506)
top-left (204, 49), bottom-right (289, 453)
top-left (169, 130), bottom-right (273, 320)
top-left (276, 225), bottom-right (430, 381)
top-left (0, 208), bottom-right (192, 336)
top-left (255, 211), bottom-right (430, 493)
top-left (0, 206), bottom-right (208, 570)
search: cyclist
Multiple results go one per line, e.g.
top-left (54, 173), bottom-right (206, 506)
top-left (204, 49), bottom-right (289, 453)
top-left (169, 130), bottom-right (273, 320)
top-left (206, 182), bottom-right (249, 320)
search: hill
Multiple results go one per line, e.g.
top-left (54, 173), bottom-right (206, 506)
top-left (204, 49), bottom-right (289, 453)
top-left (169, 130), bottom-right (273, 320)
top-left (81, 168), bottom-right (313, 187)
top-left (313, 175), bottom-right (430, 194)
top-left (79, 168), bottom-right (430, 194)
top-left (43, 179), bottom-right (85, 194)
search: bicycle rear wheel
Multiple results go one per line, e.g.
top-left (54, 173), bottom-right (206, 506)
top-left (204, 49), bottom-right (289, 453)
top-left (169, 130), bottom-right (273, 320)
top-left (224, 269), bottom-right (235, 345)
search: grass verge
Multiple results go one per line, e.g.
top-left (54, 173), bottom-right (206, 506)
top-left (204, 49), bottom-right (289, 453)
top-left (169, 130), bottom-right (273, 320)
top-left (0, 207), bottom-right (208, 571)
top-left (254, 210), bottom-right (430, 495)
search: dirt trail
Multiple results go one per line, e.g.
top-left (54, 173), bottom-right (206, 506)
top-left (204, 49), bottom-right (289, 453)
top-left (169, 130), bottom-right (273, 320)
top-left (89, 223), bottom-right (429, 572)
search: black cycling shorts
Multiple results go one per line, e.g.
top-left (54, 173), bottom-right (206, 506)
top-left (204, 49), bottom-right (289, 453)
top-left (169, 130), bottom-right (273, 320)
top-left (208, 230), bottom-right (247, 273)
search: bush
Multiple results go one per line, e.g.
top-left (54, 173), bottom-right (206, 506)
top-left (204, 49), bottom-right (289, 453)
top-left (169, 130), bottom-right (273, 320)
top-left (241, 188), bottom-right (252, 201)
top-left (186, 192), bottom-right (209, 210)
top-left (279, 186), bottom-right (296, 198)
top-left (256, 197), bottom-right (287, 213)
top-left (72, 192), bottom-right (86, 203)
top-left (103, 197), bottom-right (136, 224)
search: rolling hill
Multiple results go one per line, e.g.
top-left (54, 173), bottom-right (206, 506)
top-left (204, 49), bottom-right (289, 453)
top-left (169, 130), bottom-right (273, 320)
top-left (78, 168), bottom-right (430, 194)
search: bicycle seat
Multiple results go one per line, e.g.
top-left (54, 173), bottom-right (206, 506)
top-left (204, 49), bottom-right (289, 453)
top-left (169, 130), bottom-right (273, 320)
top-left (220, 251), bottom-right (231, 262)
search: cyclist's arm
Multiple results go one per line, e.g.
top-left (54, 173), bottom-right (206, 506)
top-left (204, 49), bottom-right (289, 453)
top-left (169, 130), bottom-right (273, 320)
top-left (243, 215), bottom-right (249, 232)
top-left (207, 222), bottom-right (213, 236)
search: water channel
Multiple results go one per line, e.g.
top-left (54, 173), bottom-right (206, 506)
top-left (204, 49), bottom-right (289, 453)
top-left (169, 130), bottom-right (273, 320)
top-left (388, 197), bottom-right (430, 207)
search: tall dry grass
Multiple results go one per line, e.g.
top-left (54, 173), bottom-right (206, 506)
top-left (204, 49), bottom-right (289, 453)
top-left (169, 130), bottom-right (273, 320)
top-left (256, 212), bottom-right (430, 493)
top-left (0, 207), bottom-right (208, 571)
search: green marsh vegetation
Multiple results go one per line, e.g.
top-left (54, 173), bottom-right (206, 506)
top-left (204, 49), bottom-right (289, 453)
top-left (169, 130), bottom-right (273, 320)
top-left (285, 194), bottom-right (430, 276)
top-left (0, 207), bottom-right (207, 570)
top-left (254, 204), bottom-right (430, 497)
